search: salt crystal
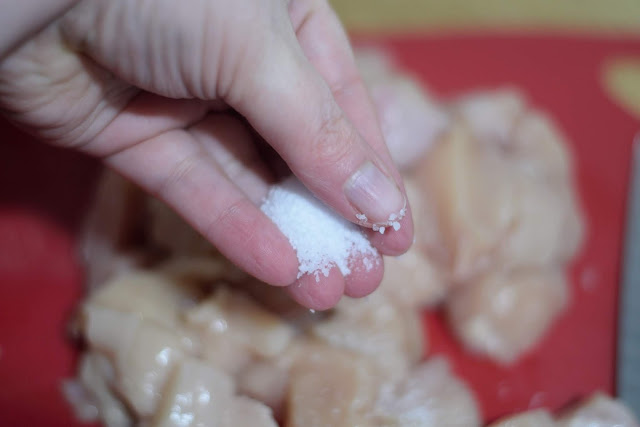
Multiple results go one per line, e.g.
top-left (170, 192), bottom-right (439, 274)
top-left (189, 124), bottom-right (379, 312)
top-left (260, 176), bottom-right (378, 280)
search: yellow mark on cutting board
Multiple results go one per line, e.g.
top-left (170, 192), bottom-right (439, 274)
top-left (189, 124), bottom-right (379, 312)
top-left (602, 58), bottom-right (640, 120)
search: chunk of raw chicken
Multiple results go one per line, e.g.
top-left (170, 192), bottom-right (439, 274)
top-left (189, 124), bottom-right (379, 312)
top-left (487, 392), bottom-right (640, 427)
top-left (416, 119), bottom-right (582, 280)
top-left (73, 352), bottom-right (132, 427)
top-left (372, 357), bottom-right (481, 427)
top-left (286, 344), bottom-right (379, 427)
top-left (115, 321), bottom-right (187, 417)
top-left (409, 89), bottom-right (584, 363)
top-left (185, 286), bottom-right (295, 374)
top-left (153, 358), bottom-right (277, 427)
top-left (379, 177), bottom-right (447, 308)
top-left (446, 269), bottom-right (569, 363)
top-left (236, 356), bottom-right (292, 419)
top-left (89, 271), bottom-right (201, 330)
top-left (557, 392), bottom-right (640, 427)
top-left (454, 89), bottom-right (526, 145)
top-left (487, 409), bottom-right (556, 427)
top-left (311, 291), bottom-right (424, 381)
top-left (355, 49), bottom-right (449, 171)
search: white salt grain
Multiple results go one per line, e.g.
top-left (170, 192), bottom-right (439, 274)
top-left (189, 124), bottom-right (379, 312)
top-left (260, 176), bottom-right (378, 280)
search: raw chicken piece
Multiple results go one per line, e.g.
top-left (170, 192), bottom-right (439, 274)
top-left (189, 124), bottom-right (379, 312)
top-left (372, 357), bottom-right (481, 427)
top-left (356, 49), bottom-right (449, 171)
top-left (236, 357), bottom-right (292, 418)
top-left (186, 287), bottom-right (295, 359)
top-left (416, 123), bottom-right (513, 281)
top-left (380, 248), bottom-right (446, 308)
top-left (185, 287), bottom-right (295, 374)
top-left (446, 269), bottom-right (569, 364)
top-left (410, 90), bottom-right (584, 363)
top-left (115, 321), bottom-right (186, 417)
top-left (379, 177), bottom-right (447, 308)
top-left (488, 409), bottom-right (556, 427)
top-left (488, 393), bottom-right (640, 427)
top-left (89, 271), bottom-right (201, 330)
top-left (83, 306), bottom-right (141, 362)
top-left (311, 291), bottom-right (424, 381)
top-left (455, 89), bottom-right (526, 145)
top-left (83, 275), bottom-right (193, 418)
top-left (286, 345), bottom-right (379, 427)
top-left (502, 112), bottom-right (584, 268)
top-left (557, 392), bottom-right (640, 427)
top-left (415, 99), bottom-right (583, 279)
top-left (75, 352), bottom-right (132, 427)
top-left (153, 358), bottom-right (277, 427)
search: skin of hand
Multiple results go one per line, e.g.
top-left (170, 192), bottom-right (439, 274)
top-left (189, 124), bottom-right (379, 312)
top-left (0, 0), bottom-right (413, 310)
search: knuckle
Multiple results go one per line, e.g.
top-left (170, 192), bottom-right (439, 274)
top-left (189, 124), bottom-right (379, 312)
top-left (155, 153), bottom-right (201, 199)
top-left (204, 197), bottom-right (251, 239)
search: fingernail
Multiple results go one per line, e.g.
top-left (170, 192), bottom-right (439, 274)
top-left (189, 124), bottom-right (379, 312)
top-left (344, 161), bottom-right (405, 225)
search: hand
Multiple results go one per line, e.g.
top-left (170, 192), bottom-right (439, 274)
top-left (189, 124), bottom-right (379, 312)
top-left (0, 0), bottom-right (413, 310)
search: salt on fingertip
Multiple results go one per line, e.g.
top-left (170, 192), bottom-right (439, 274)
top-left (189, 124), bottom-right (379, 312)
top-left (260, 176), bottom-right (379, 281)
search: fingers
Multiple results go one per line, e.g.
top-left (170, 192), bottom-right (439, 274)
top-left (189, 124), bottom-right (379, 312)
top-left (288, 0), bottom-right (392, 171)
top-left (286, 252), bottom-right (383, 310)
top-left (104, 127), bottom-right (299, 287)
top-left (343, 252), bottom-right (384, 298)
top-left (288, 0), bottom-right (415, 254)
top-left (287, 267), bottom-right (344, 311)
top-left (83, 92), bottom-right (212, 157)
top-left (189, 114), bottom-right (274, 204)
top-left (231, 3), bottom-right (411, 246)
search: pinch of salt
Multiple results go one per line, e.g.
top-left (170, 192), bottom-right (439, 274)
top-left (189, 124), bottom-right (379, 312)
top-left (260, 176), bottom-right (378, 280)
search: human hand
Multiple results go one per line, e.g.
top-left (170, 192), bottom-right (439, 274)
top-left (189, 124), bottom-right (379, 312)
top-left (0, 0), bottom-right (413, 310)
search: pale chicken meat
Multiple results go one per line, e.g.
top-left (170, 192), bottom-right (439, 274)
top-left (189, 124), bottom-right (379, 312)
top-left (415, 116), bottom-right (582, 280)
top-left (372, 357), bottom-right (481, 427)
top-left (88, 271), bottom-right (201, 330)
top-left (409, 89), bottom-right (584, 363)
top-left (184, 286), bottom-right (295, 374)
top-left (488, 393), bottom-right (640, 427)
top-left (557, 392), bottom-right (640, 427)
top-left (454, 89), bottom-right (526, 146)
top-left (487, 409), bottom-right (556, 427)
top-left (311, 290), bottom-right (424, 381)
top-left (153, 358), bottom-right (277, 427)
top-left (286, 344), bottom-right (379, 427)
top-left (355, 49), bottom-right (449, 171)
top-left (74, 352), bottom-right (133, 427)
top-left (446, 269), bottom-right (569, 364)
top-left (378, 177), bottom-right (447, 308)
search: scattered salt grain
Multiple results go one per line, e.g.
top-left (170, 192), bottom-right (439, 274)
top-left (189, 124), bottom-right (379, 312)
top-left (260, 176), bottom-right (379, 280)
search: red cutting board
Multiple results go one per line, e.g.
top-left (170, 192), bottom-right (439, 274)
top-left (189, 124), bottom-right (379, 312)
top-left (0, 35), bottom-right (638, 426)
